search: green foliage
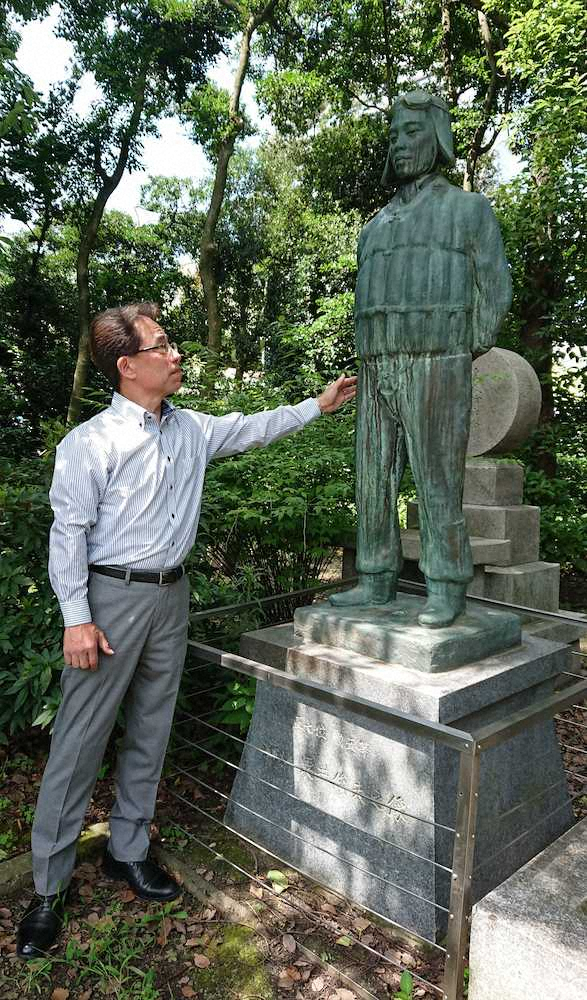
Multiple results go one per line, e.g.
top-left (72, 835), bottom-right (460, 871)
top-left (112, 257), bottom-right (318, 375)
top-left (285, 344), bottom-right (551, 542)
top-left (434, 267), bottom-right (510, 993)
top-left (0, 446), bottom-right (64, 739)
top-left (393, 969), bottom-right (413, 999)
top-left (23, 899), bottom-right (187, 999)
top-left (257, 68), bottom-right (331, 136)
top-left (523, 459), bottom-right (587, 572)
top-left (212, 675), bottom-right (257, 734)
top-left (180, 376), bottom-right (356, 597)
top-left (181, 80), bottom-right (254, 159)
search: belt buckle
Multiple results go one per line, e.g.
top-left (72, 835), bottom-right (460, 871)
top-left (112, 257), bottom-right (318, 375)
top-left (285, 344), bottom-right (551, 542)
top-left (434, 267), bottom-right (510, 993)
top-left (159, 570), bottom-right (167, 586)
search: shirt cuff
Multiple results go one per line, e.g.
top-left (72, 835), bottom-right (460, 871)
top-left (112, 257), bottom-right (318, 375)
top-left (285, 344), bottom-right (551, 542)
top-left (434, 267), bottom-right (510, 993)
top-left (298, 397), bottom-right (322, 422)
top-left (60, 598), bottom-right (93, 627)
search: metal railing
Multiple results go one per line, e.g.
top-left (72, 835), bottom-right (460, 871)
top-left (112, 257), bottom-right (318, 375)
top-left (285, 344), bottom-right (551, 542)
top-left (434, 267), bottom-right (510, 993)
top-left (166, 579), bottom-right (587, 1000)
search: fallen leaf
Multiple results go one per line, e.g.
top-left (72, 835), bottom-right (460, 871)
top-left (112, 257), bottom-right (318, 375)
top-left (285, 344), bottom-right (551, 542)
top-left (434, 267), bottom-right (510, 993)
top-left (86, 912), bottom-right (100, 926)
top-left (249, 884), bottom-right (263, 899)
top-left (333, 990), bottom-right (357, 1000)
top-left (193, 953), bottom-right (211, 968)
top-left (284, 966), bottom-right (301, 981)
top-left (118, 888), bottom-right (136, 903)
top-left (267, 869), bottom-right (289, 893)
top-left (278, 971), bottom-right (295, 990)
top-left (204, 871), bottom-right (214, 882)
top-left (79, 991), bottom-right (92, 1000)
top-left (0, 909), bottom-right (11, 919)
top-left (310, 976), bottom-right (324, 992)
top-left (353, 917), bottom-right (370, 933)
top-left (51, 990), bottom-right (70, 1000)
top-left (78, 883), bottom-right (93, 898)
top-left (282, 933), bottom-right (296, 953)
top-left (186, 937), bottom-right (203, 947)
top-left (336, 935), bottom-right (353, 947)
top-left (157, 917), bottom-right (173, 946)
top-left (180, 987), bottom-right (197, 998)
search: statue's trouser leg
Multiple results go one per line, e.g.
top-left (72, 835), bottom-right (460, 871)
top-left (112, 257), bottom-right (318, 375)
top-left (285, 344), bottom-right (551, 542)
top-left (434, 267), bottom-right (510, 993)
top-left (397, 353), bottom-right (473, 585)
top-left (355, 358), bottom-right (407, 577)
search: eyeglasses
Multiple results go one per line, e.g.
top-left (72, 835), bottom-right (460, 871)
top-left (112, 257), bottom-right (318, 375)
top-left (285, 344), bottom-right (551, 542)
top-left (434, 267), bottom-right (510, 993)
top-left (136, 340), bottom-right (179, 356)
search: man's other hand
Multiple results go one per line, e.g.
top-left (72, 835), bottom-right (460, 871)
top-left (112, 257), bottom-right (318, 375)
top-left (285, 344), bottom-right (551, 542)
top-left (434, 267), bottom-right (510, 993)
top-left (63, 623), bottom-right (114, 671)
top-left (317, 374), bottom-right (358, 414)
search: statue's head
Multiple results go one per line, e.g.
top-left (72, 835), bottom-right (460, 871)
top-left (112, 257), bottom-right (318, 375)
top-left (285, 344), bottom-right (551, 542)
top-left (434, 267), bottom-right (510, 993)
top-left (381, 90), bottom-right (455, 187)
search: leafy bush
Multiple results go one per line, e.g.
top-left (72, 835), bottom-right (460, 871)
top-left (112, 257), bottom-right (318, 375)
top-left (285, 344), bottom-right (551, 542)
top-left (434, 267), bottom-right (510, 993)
top-left (0, 451), bottom-right (64, 740)
top-left (180, 377), bottom-right (356, 601)
top-left (524, 458), bottom-right (587, 573)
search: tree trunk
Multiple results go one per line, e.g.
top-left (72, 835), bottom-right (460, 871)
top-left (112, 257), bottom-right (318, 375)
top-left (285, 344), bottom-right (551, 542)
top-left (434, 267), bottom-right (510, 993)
top-left (462, 7), bottom-right (506, 192)
top-left (200, 0), bottom-right (278, 390)
top-left (520, 317), bottom-right (557, 478)
top-left (66, 65), bottom-right (148, 424)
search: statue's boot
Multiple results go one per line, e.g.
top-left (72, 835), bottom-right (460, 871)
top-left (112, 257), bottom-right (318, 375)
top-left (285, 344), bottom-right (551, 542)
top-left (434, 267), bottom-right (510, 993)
top-left (329, 572), bottom-right (397, 607)
top-left (418, 581), bottom-right (467, 629)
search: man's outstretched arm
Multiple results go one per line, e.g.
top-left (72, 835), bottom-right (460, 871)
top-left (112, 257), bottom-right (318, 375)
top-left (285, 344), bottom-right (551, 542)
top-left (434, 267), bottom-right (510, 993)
top-left (193, 374), bottom-right (358, 463)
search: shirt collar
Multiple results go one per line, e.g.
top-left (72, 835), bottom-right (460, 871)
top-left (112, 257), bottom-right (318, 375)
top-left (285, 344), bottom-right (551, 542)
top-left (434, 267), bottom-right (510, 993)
top-left (389, 171), bottom-right (438, 207)
top-left (110, 392), bottom-right (176, 426)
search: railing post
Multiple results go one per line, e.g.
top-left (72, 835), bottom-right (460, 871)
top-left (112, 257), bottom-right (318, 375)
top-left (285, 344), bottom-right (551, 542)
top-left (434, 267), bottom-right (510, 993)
top-left (442, 742), bottom-right (480, 1000)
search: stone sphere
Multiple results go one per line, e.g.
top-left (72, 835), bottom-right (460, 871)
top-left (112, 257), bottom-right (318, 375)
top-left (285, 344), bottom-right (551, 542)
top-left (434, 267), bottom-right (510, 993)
top-left (467, 348), bottom-right (542, 456)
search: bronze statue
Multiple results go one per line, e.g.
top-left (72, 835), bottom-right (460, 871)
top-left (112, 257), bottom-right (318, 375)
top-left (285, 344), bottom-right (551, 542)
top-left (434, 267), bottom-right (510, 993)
top-left (331, 90), bottom-right (512, 627)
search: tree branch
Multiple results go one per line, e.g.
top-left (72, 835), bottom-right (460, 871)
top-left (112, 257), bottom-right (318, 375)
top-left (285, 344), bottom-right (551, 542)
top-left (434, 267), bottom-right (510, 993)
top-left (464, 4), bottom-right (502, 190)
top-left (380, 0), bottom-right (394, 110)
top-left (440, 0), bottom-right (457, 107)
top-left (219, 0), bottom-right (242, 15)
top-left (347, 85), bottom-right (385, 113)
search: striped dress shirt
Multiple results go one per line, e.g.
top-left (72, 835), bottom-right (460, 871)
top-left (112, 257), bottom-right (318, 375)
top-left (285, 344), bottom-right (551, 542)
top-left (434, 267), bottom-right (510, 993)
top-left (49, 391), bottom-right (321, 627)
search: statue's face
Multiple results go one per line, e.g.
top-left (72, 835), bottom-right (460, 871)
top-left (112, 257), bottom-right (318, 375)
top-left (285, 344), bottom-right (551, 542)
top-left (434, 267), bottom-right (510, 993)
top-left (388, 106), bottom-right (438, 181)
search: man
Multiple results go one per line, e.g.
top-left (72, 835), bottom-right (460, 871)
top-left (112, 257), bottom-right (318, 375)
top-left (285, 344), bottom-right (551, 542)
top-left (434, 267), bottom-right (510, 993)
top-left (330, 89), bottom-right (511, 627)
top-left (17, 301), bottom-right (356, 959)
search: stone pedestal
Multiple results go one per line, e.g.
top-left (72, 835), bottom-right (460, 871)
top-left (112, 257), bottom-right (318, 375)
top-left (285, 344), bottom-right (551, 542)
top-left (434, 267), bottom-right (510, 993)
top-left (225, 608), bottom-right (573, 940)
top-left (294, 594), bottom-right (521, 672)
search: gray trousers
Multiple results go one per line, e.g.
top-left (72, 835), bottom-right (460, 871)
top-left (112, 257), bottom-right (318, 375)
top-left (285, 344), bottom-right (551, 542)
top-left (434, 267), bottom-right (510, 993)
top-left (32, 571), bottom-right (190, 895)
top-left (356, 354), bottom-right (474, 585)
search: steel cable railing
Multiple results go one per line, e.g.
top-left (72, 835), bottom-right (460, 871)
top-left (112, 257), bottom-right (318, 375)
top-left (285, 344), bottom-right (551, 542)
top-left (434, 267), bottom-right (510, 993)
top-left (167, 731), bottom-right (455, 873)
top-left (163, 790), bottom-right (445, 996)
top-left (167, 759), bottom-right (451, 913)
top-left (172, 706), bottom-right (458, 834)
top-left (165, 581), bottom-right (587, 1000)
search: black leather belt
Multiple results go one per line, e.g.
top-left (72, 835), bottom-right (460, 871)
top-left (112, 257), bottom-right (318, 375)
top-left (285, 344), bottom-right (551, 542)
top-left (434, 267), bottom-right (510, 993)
top-left (89, 564), bottom-right (185, 585)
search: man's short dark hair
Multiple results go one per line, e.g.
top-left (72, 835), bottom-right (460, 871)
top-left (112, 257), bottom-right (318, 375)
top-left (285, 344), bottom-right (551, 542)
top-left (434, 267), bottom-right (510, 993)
top-left (90, 302), bottom-right (161, 388)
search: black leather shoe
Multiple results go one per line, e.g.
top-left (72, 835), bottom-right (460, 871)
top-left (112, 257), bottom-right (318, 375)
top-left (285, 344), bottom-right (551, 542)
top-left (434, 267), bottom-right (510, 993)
top-left (102, 847), bottom-right (181, 902)
top-left (17, 891), bottom-right (68, 960)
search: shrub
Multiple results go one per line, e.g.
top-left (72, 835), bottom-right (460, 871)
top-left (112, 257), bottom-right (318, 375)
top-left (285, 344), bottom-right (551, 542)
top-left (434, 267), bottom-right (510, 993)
top-left (0, 452), bottom-right (64, 740)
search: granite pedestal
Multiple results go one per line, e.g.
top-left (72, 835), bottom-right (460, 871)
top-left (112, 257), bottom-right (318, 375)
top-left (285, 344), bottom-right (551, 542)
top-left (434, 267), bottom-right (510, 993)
top-left (225, 603), bottom-right (573, 940)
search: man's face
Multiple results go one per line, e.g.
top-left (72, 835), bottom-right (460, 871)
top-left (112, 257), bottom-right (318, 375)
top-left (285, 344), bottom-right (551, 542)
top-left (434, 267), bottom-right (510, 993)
top-left (388, 106), bottom-right (438, 181)
top-left (128, 316), bottom-right (183, 396)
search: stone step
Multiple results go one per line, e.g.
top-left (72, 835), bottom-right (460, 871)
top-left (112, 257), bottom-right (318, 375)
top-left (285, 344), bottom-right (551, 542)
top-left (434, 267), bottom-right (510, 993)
top-left (469, 818), bottom-right (587, 1000)
top-left (468, 561), bottom-right (560, 613)
top-left (401, 529), bottom-right (512, 566)
top-left (407, 501), bottom-right (540, 564)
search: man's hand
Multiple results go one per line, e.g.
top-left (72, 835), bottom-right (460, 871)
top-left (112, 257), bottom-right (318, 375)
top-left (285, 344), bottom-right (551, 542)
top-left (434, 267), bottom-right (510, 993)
top-left (63, 623), bottom-right (114, 671)
top-left (317, 374), bottom-right (358, 414)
